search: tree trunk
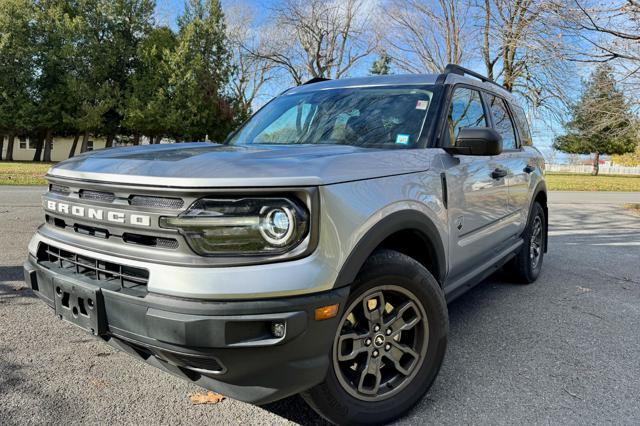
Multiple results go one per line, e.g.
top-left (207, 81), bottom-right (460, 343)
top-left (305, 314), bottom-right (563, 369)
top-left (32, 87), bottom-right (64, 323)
top-left (68, 132), bottom-right (80, 158)
top-left (80, 131), bottom-right (89, 152)
top-left (592, 152), bottom-right (600, 176)
top-left (32, 134), bottom-right (45, 162)
top-left (133, 134), bottom-right (140, 146)
top-left (43, 129), bottom-right (53, 162)
top-left (0, 133), bottom-right (4, 161)
top-left (154, 135), bottom-right (162, 144)
top-left (105, 134), bottom-right (114, 148)
top-left (6, 133), bottom-right (15, 161)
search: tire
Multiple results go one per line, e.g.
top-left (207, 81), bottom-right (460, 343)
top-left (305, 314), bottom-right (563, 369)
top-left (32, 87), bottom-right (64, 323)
top-left (506, 202), bottom-right (545, 284)
top-left (301, 250), bottom-right (448, 425)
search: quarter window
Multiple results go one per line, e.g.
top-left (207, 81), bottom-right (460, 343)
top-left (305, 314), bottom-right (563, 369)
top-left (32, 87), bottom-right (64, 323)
top-left (511, 104), bottom-right (533, 146)
top-left (448, 88), bottom-right (488, 144)
top-left (487, 95), bottom-right (517, 150)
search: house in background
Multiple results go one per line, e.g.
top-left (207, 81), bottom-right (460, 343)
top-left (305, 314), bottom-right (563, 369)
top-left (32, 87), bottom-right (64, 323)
top-left (0, 135), bottom-right (150, 162)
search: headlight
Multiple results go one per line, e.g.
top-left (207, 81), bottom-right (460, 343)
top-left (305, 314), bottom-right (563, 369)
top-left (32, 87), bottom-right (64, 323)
top-left (159, 197), bottom-right (309, 256)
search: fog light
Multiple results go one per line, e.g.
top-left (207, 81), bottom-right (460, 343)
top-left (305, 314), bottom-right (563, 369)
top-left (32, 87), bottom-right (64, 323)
top-left (271, 322), bottom-right (286, 338)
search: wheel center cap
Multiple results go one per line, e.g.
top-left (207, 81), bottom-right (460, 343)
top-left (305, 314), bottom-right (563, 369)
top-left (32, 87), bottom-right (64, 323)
top-left (374, 334), bottom-right (385, 347)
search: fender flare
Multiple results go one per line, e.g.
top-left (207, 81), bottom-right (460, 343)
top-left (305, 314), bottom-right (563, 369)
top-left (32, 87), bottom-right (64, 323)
top-left (334, 210), bottom-right (447, 288)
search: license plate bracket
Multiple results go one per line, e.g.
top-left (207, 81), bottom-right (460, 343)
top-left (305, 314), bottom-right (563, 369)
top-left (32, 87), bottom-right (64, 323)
top-left (53, 278), bottom-right (106, 336)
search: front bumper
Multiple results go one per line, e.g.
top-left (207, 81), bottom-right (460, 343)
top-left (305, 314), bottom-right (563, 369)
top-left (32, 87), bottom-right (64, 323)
top-left (24, 255), bottom-right (348, 404)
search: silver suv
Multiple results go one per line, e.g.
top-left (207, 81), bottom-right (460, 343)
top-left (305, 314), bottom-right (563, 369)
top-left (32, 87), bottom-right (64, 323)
top-left (24, 65), bottom-right (547, 425)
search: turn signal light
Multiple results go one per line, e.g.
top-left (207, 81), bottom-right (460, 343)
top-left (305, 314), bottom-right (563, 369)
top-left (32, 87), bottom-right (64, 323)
top-left (315, 304), bottom-right (339, 321)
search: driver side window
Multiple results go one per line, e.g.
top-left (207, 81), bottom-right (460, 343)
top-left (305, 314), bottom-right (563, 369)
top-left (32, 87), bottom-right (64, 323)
top-left (448, 88), bottom-right (488, 145)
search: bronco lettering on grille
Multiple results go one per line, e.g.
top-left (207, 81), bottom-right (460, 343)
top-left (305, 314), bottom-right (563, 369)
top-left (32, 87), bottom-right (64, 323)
top-left (45, 200), bottom-right (151, 227)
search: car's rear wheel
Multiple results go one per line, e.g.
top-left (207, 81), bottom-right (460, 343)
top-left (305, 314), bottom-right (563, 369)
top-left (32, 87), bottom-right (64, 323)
top-left (302, 250), bottom-right (448, 425)
top-left (506, 202), bottom-right (545, 283)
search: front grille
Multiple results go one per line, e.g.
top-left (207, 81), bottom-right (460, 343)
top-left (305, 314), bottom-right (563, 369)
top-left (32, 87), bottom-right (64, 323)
top-left (130, 195), bottom-right (184, 209)
top-left (37, 243), bottom-right (149, 288)
top-left (122, 232), bottom-right (179, 249)
top-left (79, 189), bottom-right (116, 203)
top-left (49, 184), bottom-right (70, 195)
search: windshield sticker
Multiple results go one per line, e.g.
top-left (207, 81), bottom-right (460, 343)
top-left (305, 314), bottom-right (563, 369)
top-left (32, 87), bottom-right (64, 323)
top-left (395, 134), bottom-right (410, 145)
top-left (416, 100), bottom-right (429, 110)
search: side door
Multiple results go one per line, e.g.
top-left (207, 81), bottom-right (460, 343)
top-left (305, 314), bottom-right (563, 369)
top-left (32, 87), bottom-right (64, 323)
top-left (485, 94), bottom-right (529, 233)
top-left (442, 86), bottom-right (511, 282)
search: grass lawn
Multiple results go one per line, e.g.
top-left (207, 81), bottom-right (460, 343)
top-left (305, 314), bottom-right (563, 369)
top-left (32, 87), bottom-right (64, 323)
top-left (545, 172), bottom-right (640, 192)
top-left (0, 162), bottom-right (639, 191)
top-left (0, 161), bottom-right (51, 185)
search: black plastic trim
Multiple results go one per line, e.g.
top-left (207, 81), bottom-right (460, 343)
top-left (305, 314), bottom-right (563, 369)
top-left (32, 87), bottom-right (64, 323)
top-left (334, 210), bottom-right (446, 287)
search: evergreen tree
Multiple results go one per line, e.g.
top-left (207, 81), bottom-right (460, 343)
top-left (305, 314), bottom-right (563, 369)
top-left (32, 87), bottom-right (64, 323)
top-left (554, 64), bottom-right (638, 175)
top-left (0, 0), bottom-right (37, 161)
top-left (370, 51), bottom-right (391, 75)
top-left (123, 26), bottom-right (177, 144)
top-left (168, 0), bottom-right (234, 141)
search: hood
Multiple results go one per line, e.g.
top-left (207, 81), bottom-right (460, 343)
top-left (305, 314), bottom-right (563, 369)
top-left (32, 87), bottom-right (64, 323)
top-left (48, 143), bottom-right (434, 187)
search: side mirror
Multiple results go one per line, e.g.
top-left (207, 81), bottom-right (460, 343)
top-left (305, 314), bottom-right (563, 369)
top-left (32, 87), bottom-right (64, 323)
top-left (448, 127), bottom-right (502, 156)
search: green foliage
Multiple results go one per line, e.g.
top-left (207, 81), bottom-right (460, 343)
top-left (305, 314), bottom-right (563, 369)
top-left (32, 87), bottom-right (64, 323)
top-left (0, 0), bottom-right (238, 160)
top-left (168, 0), bottom-right (234, 141)
top-left (553, 64), bottom-right (638, 159)
top-left (370, 52), bottom-right (391, 75)
top-left (123, 26), bottom-right (177, 139)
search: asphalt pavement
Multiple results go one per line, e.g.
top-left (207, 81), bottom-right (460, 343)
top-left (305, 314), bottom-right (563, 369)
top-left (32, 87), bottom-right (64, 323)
top-left (1, 186), bottom-right (639, 425)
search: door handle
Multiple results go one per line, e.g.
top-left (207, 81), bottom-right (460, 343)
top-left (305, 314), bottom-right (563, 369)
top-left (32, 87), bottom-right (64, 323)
top-left (523, 164), bottom-right (535, 174)
top-left (491, 168), bottom-right (508, 179)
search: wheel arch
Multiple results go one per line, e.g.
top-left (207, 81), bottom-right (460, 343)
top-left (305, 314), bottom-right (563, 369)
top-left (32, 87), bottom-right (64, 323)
top-left (334, 210), bottom-right (447, 288)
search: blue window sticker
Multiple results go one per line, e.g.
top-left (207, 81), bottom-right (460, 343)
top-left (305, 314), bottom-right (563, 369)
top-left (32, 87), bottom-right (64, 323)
top-left (395, 134), bottom-right (410, 145)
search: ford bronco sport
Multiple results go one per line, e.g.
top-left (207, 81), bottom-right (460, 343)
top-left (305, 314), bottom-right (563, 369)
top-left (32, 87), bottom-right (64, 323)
top-left (24, 64), bottom-right (547, 425)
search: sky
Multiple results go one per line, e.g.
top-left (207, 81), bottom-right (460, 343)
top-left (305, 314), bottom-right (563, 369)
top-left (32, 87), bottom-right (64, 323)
top-left (153, 0), bottom-right (592, 163)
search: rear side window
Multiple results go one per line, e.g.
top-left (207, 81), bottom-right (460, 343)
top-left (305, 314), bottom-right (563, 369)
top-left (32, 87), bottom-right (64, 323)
top-left (487, 95), bottom-right (517, 150)
top-left (448, 88), bottom-right (487, 144)
top-left (511, 104), bottom-right (533, 146)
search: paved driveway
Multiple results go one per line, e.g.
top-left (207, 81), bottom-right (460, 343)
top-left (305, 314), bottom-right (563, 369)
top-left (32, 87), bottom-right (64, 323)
top-left (1, 187), bottom-right (639, 425)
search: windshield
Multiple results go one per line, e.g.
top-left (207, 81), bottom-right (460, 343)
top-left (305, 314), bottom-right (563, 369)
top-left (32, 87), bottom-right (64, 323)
top-left (228, 86), bottom-right (434, 148)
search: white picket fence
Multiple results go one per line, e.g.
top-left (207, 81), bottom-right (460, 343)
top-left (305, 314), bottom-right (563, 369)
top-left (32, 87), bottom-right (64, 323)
top-left (546, 164), bottom-right (640, 175)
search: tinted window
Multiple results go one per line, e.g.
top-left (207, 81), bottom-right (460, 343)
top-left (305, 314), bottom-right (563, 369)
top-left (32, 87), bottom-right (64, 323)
top-left (229, 86), bottom-right (434, 148)
top-left (487, 95), bottom-right (517, 150)
top-left (448, 88), bottom-right (487, 144)
top-left (511, 104), bottom-right (533, 146)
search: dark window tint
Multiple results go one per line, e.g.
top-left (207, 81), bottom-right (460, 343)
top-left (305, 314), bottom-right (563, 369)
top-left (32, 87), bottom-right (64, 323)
top-left (487, 95), bottom-right (517, 150)
top-left (229, 86), bottom-right (434, 149)
top-left (448, 88), bottom-right (487, 144)
top-left (511, 104), bottom-right (533, 146)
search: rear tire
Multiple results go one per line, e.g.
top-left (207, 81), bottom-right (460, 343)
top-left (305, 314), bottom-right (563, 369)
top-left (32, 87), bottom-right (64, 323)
top-left (301, 250), bottom-right (448, 425)
top-left (506, 202), bottom-right (545, 284)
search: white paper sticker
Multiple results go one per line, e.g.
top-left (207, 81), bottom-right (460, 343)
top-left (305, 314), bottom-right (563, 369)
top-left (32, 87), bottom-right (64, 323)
top-left (416, 100), bottom-right (429, 110)
top-left (395, 134), bottom-right (410, 145)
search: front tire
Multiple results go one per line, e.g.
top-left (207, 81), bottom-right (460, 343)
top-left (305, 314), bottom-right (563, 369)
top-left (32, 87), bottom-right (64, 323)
top-left (302, 250), bottom-right (448, 425)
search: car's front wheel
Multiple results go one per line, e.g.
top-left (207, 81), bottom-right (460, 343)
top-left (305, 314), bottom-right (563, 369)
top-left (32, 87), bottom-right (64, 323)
top-left (302, 250), bottom-right (448, 425)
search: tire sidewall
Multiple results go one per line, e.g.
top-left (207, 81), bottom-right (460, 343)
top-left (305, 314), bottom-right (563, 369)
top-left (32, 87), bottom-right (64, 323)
top-left (304, 251), bottom-right (448, 425)
top-left (524, 203), bottom-right (545, 281)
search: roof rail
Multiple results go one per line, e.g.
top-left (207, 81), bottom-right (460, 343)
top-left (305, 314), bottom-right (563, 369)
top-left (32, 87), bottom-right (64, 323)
top-left (301, 77), bottom-right (331, 86)
top-left (438, 64), bottom-right (504, 89)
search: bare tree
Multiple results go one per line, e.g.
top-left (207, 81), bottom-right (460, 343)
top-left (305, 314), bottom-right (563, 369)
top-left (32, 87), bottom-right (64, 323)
top-left (383, 0), bottom-right (471, 73)
top-left (557, 1), bottom-right (640, 100)
top-left (479, 0), bottom-right (574, 113)
top-left (226, 3), bottom-right (275, 115)
top-left (254, 0), bottom-right (380, 84)
top-left (563, 1), bottom-right (640, 63)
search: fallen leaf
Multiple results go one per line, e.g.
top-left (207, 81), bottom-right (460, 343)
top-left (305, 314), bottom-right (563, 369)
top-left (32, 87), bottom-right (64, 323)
top-left (188, 391), bottom-right (226, 405)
